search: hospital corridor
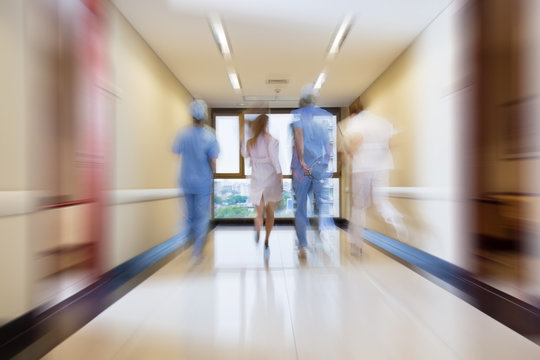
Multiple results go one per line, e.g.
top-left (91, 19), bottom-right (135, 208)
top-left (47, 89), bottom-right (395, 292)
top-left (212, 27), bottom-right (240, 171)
top-left (42, 226), bottom-right (540, 359)
top-left (1, 0), bottom-right (540, 359)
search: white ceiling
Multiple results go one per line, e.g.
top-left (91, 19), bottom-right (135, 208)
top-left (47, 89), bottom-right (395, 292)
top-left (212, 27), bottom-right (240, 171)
top-left (112, 0), bottom-right (453, 108)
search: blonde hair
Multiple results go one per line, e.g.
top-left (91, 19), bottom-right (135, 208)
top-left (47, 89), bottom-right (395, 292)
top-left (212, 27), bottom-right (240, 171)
top-left (247, 114), bottom-right (269, 149)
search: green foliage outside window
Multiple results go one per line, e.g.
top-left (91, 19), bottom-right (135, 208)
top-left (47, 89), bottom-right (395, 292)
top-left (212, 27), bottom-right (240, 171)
top-left (215, 206), bottom-right (255, 218)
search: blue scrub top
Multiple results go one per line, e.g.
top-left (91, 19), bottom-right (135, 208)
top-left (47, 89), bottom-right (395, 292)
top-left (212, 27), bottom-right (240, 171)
top-left (290, 105), bottom-right (332, 169)
top-left (173, 126), bottom-right (220, 194)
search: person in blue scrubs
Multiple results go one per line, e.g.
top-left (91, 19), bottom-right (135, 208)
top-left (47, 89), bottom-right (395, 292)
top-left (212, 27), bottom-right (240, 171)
top-left (173, 99), bottom-right (220, 258)
top-left (291, 84), bottom-right (335, 258)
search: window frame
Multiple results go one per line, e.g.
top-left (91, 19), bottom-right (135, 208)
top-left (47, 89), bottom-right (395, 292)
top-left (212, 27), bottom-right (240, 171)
top-left (212, 109), bottom-right (244, 178)
top-left (211, 107), bottom-right (343, 218)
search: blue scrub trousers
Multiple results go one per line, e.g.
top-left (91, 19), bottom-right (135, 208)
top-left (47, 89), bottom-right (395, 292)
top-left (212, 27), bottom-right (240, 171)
top-left (292, 168), bottom-right (334, 248)
top-left (182, 193), bottom-right (211, 257)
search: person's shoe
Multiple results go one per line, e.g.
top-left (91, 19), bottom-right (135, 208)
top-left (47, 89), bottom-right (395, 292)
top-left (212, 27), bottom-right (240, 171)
top-left (189, 254), bottom-right (203, 268)
top-left (264, 243), bottom-right (270, 259)
top-left (298, 246), bottom-right (307, 259)
top-left (350, 243), bottom-right (363, 257)
top-left (319, 230), bottom-right (336, 243)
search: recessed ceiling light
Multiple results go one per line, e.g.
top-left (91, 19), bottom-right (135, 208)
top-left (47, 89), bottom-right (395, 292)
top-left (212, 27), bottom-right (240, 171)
top-left (209, 14), bottom-right (231, 57)
top-left (314, 73), bottom-right (327, 89)
top-left (328, 14), bottom-right (354, 55)
top-left (228, 72), bottom-right (241, 90)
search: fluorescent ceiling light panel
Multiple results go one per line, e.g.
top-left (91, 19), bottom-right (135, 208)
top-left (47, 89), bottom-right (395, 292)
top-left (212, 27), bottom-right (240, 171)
top-left (228, 72), bottom-right (241, 89)
top-left (314, 73), bottom-right (327, 89)
top-left (328, 14), bottom-right (353, 55)
top-left (209, 14), bottom-right (231, 56)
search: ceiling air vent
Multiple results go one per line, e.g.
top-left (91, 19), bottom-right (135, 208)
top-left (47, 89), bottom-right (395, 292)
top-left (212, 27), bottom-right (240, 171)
top-left (266, 79), bottom-right (289, 85)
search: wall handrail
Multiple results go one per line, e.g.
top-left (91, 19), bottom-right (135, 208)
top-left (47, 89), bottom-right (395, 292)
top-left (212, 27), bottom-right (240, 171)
top-left (0, 188), bottom-right (185, 217)
top-left (39, 198), bottom-right (95, 210)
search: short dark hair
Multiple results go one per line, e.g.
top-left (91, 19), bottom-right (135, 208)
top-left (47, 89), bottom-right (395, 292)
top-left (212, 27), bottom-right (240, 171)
top-left (299, 95), bottom-right (316, 107)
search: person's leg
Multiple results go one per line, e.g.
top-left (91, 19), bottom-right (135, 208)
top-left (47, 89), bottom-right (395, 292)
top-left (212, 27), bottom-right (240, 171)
top-left (253, 197), bottom-right (264, 243)
top-left (264, 201), bottom-right (275, 247)
top-left (176, 192), bottom-right (186, 235)
top-left (349, 198), bottom-right (365, 255)
top-left (254, 197), bottom-right (264, 242)
top-left (192, 193), bottom-right (212, 257)
top-left (372, 171), bottom-right (408, 242)
top-left (312, 177), bottom-right (335, 234)
top-left (292, 168), bottom-right (310, 249)
top-left (183, 194), bottom-right (195, 242)
top-left (349, 173), bottom-right (371, 253)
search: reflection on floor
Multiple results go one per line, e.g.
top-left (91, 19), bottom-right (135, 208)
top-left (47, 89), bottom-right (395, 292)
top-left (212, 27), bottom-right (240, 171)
top-left (44, 226), bottom-right (540, 360)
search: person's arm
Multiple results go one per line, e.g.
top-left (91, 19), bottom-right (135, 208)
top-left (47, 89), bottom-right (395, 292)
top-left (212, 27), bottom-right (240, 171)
top-left (269, 139), bottom-right (283, 187)
top-left (172, 132), bottom-right (182, 155)
top-left (240, 141), bottom-right (248, 159)
top-left (337, 120), bottom-right (354, 163)
top-left (323, 126), bottom-right (331, 164)
top-left (240, 126), bottom-right (248, 158)
top-left (325, 141), bottom-right (333, 171)
top-left (388, 123), bottom-right (399, 150)
top-left (269, 139), bottom-right (282, 174)
top-left (348, 133), bottom-right (363, 154)
top-left (388, 135), bottom-right (396, 150)
top-left (340, 150), bottom-right (351, 164)
top-left (294, 127), bottom-right (310, 175)
top-left (209, 136), bottom-right (220, 175)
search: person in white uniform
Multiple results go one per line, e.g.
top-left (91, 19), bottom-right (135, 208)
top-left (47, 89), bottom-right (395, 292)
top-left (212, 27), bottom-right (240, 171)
top-left (340, 102), bottom-right (407, 255)
top-left (241, 114), bottom-right (283, 253)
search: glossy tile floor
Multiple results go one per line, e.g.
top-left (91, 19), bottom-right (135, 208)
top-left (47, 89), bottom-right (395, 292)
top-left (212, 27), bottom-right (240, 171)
top-left (44, 226), bottom-right (540, 359)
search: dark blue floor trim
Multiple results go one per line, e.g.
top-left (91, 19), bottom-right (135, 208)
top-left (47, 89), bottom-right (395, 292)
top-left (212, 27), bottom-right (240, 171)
top-left (0, 234), bottom-right (190, 359)
top-left (349, 224), bottom-right (540, 341)
top-left (211, 217), bottom-right (348, 228)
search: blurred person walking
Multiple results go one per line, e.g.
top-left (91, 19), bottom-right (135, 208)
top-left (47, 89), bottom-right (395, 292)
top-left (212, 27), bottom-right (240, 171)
top-left (339, 102), bottom-right (407, 256)
top-left (291, 84), bottom-right (335, 258)
top-left (241, 114), bottom-right (283, 256)
top-left (173, 99), bottom-right (220, 258)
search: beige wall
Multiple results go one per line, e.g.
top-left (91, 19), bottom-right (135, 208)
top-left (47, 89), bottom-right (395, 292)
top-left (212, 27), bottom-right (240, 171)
top-left (353, 2), bottom-right (472, 267)
top-left (0, 0), bottom-right (26, 191)
top-left (477, 0), bottom-right (540, 197)
top-left (0, 1), bottom-right (195, 322)
top-left (468, 0), bottom-right (540, 297)
top-left (105, 6), bottom-right (193, 268)
top-left (0, 0), bottom-right (32, 323)
top-left (521, 0), bottom-right (540, 300)
top-left (0, 0), bottom-right (78, 321)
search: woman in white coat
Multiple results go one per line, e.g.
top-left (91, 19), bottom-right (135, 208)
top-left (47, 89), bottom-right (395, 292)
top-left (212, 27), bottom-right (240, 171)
top-left (242, 114), bottom-right (283, 253)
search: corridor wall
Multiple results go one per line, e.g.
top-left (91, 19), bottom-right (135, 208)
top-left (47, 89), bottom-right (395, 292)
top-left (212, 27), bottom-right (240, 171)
top-left (353, 1), bottom-right (473, 268)
top-left (105, 4), bottom-right (194, 269)
top-left (0, 0), bottom-right (195, 323)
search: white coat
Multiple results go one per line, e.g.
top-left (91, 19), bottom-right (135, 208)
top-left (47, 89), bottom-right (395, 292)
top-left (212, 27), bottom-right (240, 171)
top-left (242, 133), bottom-right (282, 205)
